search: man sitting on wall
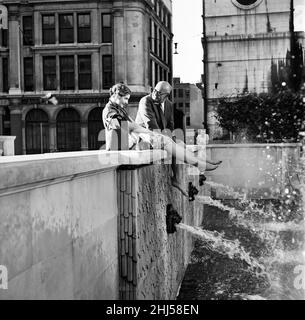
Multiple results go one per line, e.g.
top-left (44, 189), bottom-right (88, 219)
top-left (135, 81), bottom-right (188, 196)
top-left (136, 81), bottom-right (222, 196)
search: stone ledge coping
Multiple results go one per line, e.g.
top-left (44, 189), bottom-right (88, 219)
top-left (0, 150), bottom-right (169, 193)
top-left (207, 143), bottom-right (302, 148)
top-left (0, 136), bottom-right (16, 141)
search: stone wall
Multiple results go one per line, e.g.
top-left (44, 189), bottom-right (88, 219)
top-left (206, 143), bottom-right (301, 199)
top-left (0, 150), bottom-right (205, 300)
top-left (117, 163), bottom-right (205, 300)
top-left (0, 151), bottom-right (120, 300)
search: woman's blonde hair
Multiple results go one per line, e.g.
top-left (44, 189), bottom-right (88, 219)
top-left (109, 83), bottom-right (131, 97)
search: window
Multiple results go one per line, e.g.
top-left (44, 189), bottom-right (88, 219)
top-left (174, 89), bottom-right (177, 98)
top-left (154, 24), bottom-right (158, 55)
top-left (178, 89), bottom-right (183, 98)
top-left (88, 108), bottom-right (105, 150)
top-left (1, 106), bottom-right (10, 135)
top-left (149, 19), bottom-right (152, 50)
top-left (77, 13), bottom-right (91, 43)
top-left (163, 35), bottom-right (166, 62)
top-left (154, 63), bottom-right (158, 85)
top-left (149, 60), bottom-right (153, 87)
top-left (26, 109), bottom-right (49, 154)
top-left (167, 39), bottom-right (172, 65)
top-left (163, 8), bottom-right (167, 25)
top-left (24, 57), bottom-right (34, 91)
top-left (56, 108), bottom-right (81, 152)
top-left (159, 65), bottom-right (163, 82)
top-left (42, 15), bottom-right (55, 44)
top-left (167, 13), bottom-right (171, 31)
top-left (59, 14), bottom-right (74, 43)
top-left (102, 14), bottom-right (112, 43)
top-left (0, 29), bottom-right (8, 47)
top-left (60, 56), bottom-right (75, 90)
top-left (185, 103), bottom-right (190, 111)
top-left (102, 55), bottom-right (112, 89)
top-left (185, 89), bottom-right (190, 98)
top-left (163, 69), bottom-right (167, 82)
top-left (159, 30), bottom-right (162, 59)
top-left (43, 56), bottom-right (56, 90)
top-left (23, 16), bottom-right (33, 46)
top-left (78, 55), bottom-right (91, 90)
top-left (178, 103), bottom-right (183, 109)
top-left (186, 116), bottom-right (190, 126)
top-left (2, 57), bottom-right (8, 93)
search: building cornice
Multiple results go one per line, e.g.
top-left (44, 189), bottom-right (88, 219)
top-left (0, 92), bottom-right (149, 105)
top-left (31, 44), bottom-right (104, 53)
top-left (205, 10), bottom-right (290, 19)
top-left (203, 31), bottom-right (299, 43)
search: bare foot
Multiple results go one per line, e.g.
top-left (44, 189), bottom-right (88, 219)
top-left (171, 177), bottom-right (188, 197)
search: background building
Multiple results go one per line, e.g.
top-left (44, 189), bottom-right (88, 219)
top-left (173, 77), bottom-right (204, 131)
top-left (0, 0), bottom-right (173, 155)
top-left (202, 0), bottom-right (305, 139)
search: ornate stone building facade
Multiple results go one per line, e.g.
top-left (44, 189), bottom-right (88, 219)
top-left (173, 77), bottom-right (204, 131)
top-left (0, 0), bottom-right (173, 154)
top-left (203, 0), bottom-right (305, 138)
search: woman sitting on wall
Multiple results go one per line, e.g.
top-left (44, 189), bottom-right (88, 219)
top-left (102, 83), bottom-right (220, 189)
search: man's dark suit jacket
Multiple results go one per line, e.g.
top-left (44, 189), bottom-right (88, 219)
top-left (135, 94), bottom-right (174, 132)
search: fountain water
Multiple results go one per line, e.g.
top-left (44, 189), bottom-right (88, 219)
top-left (176, 223), bottom-right (265, 275)
top-left (177, 153), bottom-right (305, 300)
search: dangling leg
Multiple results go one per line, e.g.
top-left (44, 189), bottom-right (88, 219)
top-left (163, 136), bottom-right (218, 173)
top-left (175, 138), bottom-right (222, 166)
top-left (171, 155), bottom-right (188, 197)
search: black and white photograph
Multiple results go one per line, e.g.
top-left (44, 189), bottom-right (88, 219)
top-left (0, 0), bottom-right (305, 305)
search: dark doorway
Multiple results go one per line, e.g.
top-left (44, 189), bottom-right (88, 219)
top-left (88, 107), bottom-right (105, 150)
top-left (26, 109), bottom-right (49, 154)
top-left (56, 108), bottom-right (81, 152)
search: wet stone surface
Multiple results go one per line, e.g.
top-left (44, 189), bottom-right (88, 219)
top-left (178, 194), bottom-right (305, 301)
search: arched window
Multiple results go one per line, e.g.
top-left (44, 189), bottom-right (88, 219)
top-left (25, 109), bottom-right (49, 154)
top-left (88, 107), bottom-right (105, 150)
top-left (56, 108), bottom-right (81, 152)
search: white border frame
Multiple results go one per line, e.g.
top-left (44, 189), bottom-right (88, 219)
top-left (231, 0), bottom-right (263, 10)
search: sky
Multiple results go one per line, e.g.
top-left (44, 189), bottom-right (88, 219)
top-left (172, 0), bottom-right (203, 84)
top-left (172, 0), bottom-right (305, 84)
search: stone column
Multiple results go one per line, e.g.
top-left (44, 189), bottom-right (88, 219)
top-left (49, 120), bottom-right (57, 153)
top-left (91, 9), bottom-right (99, 44)
top-left (81, 120), bottom-right (88, 151)
top-left (9, 100), bottom-right (23, 155)
top-left (92, 51), bottom-right (100, 91)
top-left (8, 11), bottom-right (22, 95)
top-left (125, 9), bottom-right (146, 91)
top-left (21, 119), bottom-right (26, 154)
top-left (113, 8), bottom-right (127, 84)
